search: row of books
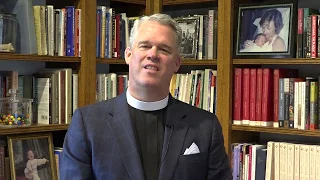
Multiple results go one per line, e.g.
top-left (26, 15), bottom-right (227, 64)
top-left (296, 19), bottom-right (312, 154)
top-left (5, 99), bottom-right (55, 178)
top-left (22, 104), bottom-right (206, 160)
top-left (170, 69), bottom-right (217, 113)
top-left (0, 70), bottom-right (78, 125)
top-left (96, 73), bottom-right (128, 102)
top-left (95, 6), bottom-right (219, 60)
top-left (33, 5), bottom-right (81, 57)
top-left (232, 141), bottom-right (320, 180)
top-left (296, 8), bottom-right (320, 58)
top-left (232, 68), bottom-right (320, 130)
top-left (96, 6), bottom-right (132, 58)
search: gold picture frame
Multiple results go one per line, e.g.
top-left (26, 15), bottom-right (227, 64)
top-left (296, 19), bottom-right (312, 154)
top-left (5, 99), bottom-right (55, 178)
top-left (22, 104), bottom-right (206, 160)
top-left (7, 132), bottom-right (57, 180)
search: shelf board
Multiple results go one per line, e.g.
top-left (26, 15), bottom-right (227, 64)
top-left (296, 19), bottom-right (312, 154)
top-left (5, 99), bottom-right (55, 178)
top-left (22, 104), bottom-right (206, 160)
top-left (181, 59), bottom-right (217, 65)
top-left (97, 58), bottom-right (126, 64)
top-left (233, 58), bottom-right (320, 65)
top-left (111, 0), bottom-right (145, 5)
top-left (232, 124), bottom-right (320, 137)
top-left (163, 0), bottom-right (216, 5)
top-left (0, 124), bottom-right (69, 135)
top-left (97, 58), bottom-right (217, 65)
top-left (0, 53), bottom-right (81, 62)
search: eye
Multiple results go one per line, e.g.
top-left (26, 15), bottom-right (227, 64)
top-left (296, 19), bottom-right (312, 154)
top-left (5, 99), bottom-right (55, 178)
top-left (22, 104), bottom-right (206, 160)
top-left (161, 48), bottom-right (169, 52)
top-left (139, 45), bottom-right (150, 49)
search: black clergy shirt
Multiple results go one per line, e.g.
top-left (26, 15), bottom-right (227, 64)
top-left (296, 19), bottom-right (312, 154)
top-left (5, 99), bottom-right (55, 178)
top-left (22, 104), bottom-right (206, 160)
top-left (128, 104), bottom-right (168, 180)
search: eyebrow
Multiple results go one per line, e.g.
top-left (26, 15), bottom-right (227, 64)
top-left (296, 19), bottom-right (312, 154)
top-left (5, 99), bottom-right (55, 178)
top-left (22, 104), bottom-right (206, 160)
top-left (137, 41), bottom-right (173, 51)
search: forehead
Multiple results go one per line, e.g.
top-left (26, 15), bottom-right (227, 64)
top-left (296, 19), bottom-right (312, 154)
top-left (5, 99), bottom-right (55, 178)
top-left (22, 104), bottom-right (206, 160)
top-left (262, 20), bottom-right (275, 27)
top-left (133, 21), bottom-right (177, 49)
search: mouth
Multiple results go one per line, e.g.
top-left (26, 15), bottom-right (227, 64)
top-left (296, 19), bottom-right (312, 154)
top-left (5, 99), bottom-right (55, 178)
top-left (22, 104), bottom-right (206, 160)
top-left (144, 65), bottom-right (159, 71)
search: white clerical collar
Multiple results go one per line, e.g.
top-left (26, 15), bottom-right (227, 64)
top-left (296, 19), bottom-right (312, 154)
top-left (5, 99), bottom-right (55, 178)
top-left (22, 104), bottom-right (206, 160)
top-left (126, 90), bottom-right (169, 111)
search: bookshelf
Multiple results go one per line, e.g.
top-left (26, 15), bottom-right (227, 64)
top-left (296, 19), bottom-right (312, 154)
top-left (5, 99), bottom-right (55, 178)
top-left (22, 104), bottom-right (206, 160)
top-left (8, 0), bottom-right (320, 168)
top-left (0, 53), bottom-right (81, 62)
top-left (0, 124), bottom-right (68, 135)
top-left (223, 0), bottom-right (320, 162)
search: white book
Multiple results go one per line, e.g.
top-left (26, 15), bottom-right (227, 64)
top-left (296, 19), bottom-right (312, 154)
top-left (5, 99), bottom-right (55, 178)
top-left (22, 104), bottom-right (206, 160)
top-left (72, 73), bottom-right (78, 113)
top-left (294, 144), bottom-right (300, 180)
top-left (37, 78), bottom-right (50, 124)
top-left (294, 82), bottom-right (299, 129)
top-left (315, 146), bottom-right (320, 180)
top-left (274, 142), bottom-right (280, 180)
top-left (207, 10), bottom-right (214, 59)
top-left (300, 82), bottom-right (306, 130)
top-left (47, 5), bottom-right (54, 56)
top-left (309, 145), bottom-right (316, 180)
top-left (287, 143), bottom-right (295, 180)
top-left (265, 141), bottom-right (275, 180)
top-left (300, 145), bottom-right (310, 180)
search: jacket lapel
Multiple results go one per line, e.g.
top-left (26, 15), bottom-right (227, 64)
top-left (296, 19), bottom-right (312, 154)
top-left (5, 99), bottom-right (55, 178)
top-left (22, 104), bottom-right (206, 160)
top-left (159, 98), bottom-right (189, 180)
top-left (105, 93), bottom-right (144, 180)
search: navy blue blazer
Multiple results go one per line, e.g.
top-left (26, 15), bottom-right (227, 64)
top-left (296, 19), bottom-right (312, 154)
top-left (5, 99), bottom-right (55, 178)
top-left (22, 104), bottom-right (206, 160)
top-left (60, 92), bottom-right (232, 180)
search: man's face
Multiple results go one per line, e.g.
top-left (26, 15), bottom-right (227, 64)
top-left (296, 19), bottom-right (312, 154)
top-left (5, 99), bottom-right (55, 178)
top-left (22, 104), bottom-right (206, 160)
top-left (255, 35), bottom-right (266, 47)
top-left (27, 150), bottom-right (34, 160)
top-left (125, 21), bottom-right (181, 91)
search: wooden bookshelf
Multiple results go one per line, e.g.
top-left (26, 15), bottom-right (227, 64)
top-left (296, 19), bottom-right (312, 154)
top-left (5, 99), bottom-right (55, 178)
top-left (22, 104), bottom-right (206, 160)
top-left (232, 125), bottom-right (320, 137)
top-left (97, 58), bottom-right (126, 64)
top-left (112, 0), bottom-right (146, 5)
top-left (97, 58), bottom-right (217, 65)
top-left (163, 0), bottom-right (216, 6)
top-left (233, 58), bottom-right (320, 64)
top-left (0, 124), bottom-right (69, 135)
top-left (181, 59), bottom-right (217, 65)
top-left (0, 53), bottom-right (81, 62)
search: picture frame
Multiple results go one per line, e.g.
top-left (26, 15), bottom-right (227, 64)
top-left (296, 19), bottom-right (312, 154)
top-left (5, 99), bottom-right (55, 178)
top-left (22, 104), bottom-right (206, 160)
top-left (234, 1), bottom-right (297, 58)
top-left (7, 132), bottom-right (56, 180)
top-left (175, 16), bottom-right (199, 59)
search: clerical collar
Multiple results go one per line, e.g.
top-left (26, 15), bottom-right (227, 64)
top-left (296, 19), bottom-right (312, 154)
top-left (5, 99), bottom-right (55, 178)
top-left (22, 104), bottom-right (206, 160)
top-left (126, 90), bottom-right (169, 111)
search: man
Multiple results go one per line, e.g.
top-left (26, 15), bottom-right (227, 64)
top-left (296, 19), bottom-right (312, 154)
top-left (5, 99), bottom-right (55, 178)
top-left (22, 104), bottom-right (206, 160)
top-left (60, 13), bottom-right (231, 180)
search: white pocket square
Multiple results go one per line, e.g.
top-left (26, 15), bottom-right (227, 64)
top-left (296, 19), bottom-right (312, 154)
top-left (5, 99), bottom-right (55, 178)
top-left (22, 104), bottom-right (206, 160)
top-left (183, 142), bottom-right (200, 155)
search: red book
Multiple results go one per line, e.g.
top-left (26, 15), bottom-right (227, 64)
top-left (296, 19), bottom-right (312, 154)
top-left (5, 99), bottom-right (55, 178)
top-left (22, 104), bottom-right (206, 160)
top-left (249, 69), bottom-right (257, 125)
top-left (311, 15), bottom-right (318, 58)
top-left (261, 68), bottom-right (273, 126)
top-left (255, 68), bottom-right (263, 125)
top-left (233, 68), bottom-right (242, 124)
top-left (242, 68), bottom-right (250, 125)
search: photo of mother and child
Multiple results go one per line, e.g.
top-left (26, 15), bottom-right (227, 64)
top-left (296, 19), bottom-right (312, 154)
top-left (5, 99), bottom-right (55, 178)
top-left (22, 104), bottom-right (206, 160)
top-left (239, 7), bottom-right (291, 53)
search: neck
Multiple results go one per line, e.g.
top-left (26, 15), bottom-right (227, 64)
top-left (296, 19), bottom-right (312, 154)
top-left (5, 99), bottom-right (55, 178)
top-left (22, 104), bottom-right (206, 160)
top-left (128, 85), bottom-right (168, 102)
top-left (267, 34), bottom-right (276, 42)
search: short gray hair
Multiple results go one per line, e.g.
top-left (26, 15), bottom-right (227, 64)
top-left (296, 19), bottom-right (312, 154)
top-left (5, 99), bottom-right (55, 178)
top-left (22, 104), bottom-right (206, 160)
top-left (129, 13), bottom-right (182, 52)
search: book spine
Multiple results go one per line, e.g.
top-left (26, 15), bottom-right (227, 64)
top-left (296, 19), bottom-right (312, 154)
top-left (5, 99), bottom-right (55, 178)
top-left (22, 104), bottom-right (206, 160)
top-left (255, 68), bottom-right (263, 126)
top-left (297, 8), bottom-right (304, 58)
top-left (261, 68), bottom-right (273, 126)
top-left (233, 68), bottom-right (242, 124)
top-left (311, 15), bottom-right (318, 58)
top-left (249, 68), bottom-right (257, 125)
top-left (242, 68), bottom-right (250, 125)
top-left (66, 6), bottom-right (75, 56)
top-left (278, 78), bottom-right (285, 127)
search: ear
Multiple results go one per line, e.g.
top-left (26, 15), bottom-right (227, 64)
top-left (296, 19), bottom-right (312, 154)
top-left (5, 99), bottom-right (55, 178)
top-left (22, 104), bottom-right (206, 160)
top-left (124, 47), bottom-right (132, 65)
top-left (174, 55), bottom-right (182, 73)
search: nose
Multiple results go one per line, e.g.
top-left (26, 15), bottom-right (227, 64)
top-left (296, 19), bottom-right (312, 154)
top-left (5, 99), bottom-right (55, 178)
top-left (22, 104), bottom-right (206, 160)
top-left (147, 46), bottom-right (160, 61)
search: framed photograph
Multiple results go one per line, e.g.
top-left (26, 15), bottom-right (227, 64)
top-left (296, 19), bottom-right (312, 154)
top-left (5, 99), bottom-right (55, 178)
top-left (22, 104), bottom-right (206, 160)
top-left (7, 132), bottom-right (56, 180)
top-left (234, 2), bottom-right (297, 58)
top-left (175, 16), bottom-right (199, 59)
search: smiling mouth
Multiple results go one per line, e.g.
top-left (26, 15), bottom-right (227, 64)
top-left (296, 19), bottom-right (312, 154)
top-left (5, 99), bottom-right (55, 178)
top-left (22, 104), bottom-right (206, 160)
top-left (144, 65), bottom-right (159, 71)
